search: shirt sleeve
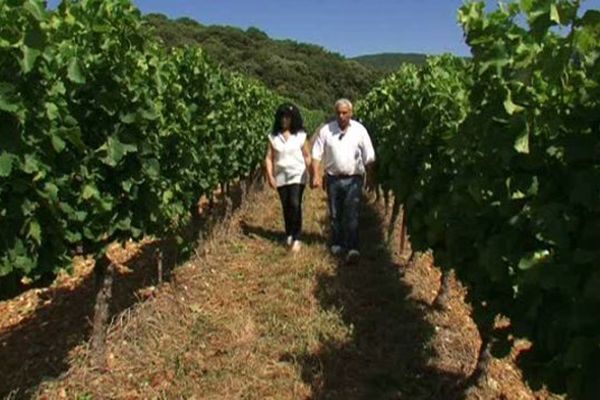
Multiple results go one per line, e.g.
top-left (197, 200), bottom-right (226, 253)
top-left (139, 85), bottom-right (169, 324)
top-left (300, 131), bottom-right (308, 147)
top-left (311, 127), bottom-right (326, 161)
top-left (360, 127), bottom-right (376, 165)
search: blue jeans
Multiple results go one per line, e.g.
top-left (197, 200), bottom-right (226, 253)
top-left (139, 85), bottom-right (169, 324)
top-left (326, 175), bottom-right (363, 251)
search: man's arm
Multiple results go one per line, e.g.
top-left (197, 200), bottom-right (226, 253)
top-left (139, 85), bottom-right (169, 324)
top-left (361, 127), bottom-right (376, 166)
top-left (310, 126), bottom-right (326, 189)
top-left (311, 159), bottom-right (322, 189)
top-left (361, 128), bottom-right (377, 191)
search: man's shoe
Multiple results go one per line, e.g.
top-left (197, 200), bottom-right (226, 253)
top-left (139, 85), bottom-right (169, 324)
top-left (286, 236), bottom-right (293, 246)
top-left (330, 245), bottom-right (343, 256)
top-left (346, 250), bottom-right (360, 264)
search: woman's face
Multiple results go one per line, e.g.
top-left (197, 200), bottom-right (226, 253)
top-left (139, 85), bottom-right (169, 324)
top-left (281, 114), bottom-right (292, 130)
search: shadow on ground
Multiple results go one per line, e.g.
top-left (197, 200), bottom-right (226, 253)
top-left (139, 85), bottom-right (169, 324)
top-left (0, 179), bottom-right (257, 400)
top-left (285, 197), bottom-right (467, 399)
top-left (0, 243), bottom-right (173, 400)
top-left (240, 222), bottom-right (324, 246)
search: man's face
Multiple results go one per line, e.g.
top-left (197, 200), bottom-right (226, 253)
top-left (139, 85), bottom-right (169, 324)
top-left (336, 105), bottom-right (352, 129)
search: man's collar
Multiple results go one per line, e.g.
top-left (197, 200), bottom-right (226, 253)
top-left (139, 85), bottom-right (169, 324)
top-left (335, 120), bottom-right (352, 133)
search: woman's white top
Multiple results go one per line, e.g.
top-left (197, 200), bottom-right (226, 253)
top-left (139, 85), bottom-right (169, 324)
top-left (268, 130), bottom-right (308, 187)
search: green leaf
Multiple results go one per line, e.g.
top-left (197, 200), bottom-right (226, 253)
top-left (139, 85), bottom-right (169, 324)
top-left (24, 23), bottom-right (45, 48)
top-left (59, 126), bottom-right (85, 151)
top-left (119, 112), bottom-right (136, 124)
top-left (162, 189), bottom-right (173, 204)
top-left (42, 182), bottom-right (59, 203)
top-left (518, 250), bottom-right (550, 270)
top-left (23, 154), bottom-right (40, 174)
top-left (23, 0), bottom-right (46, 21)
top-left (504, 95), bottom-right (524, 115)
top-left (101, 136), bottom-right (137, 167)
top-left (51, 134), bottom-right (66, 153)
top-left (550, 4), bottom-right (560, 24)
top-left (140, 107), bottom-right (158, 121)
top-left (67, 58), bottom-right (86, 84)
top-left (58, 202), bottom-right (75, 214)
top-left (145, 158), bottom-right (160, 177)
top-left (514, 130), bottom-right (529, 154)
top-left (83, 226), bottom-right (97, 241)
top-left (99, 197), bottom-right (113, 212)
top-left (116, 217), bottom-right (131, 231)
top-left (74, 211), bottom-right (87, 222)
top-left (21, 46), bottom-right (41, 74)
top-left (65, 230), bottom-right (82, 243)
top-left (0, 260), bottom-right (14, 277)
top-left (49, 81), bottom-right (66, 96)
top-left (82, 184), bottom-right (99, 200)
top-left (21, 23), bottom-right (45, 74)
top-left (0, 83), bottom-right (21, 113)
top-left (121, 180), bottom-right (133, 192)
top-left (28, 220), bottom-right (41, 245)
top-left (45, 102), bottom-right (59, 120)
top-left (131, 226), bottom-right (142, 238)
top-left (0, 152), bottom-right (15, 177)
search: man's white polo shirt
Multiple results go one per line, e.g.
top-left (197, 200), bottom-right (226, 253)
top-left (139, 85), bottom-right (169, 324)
top-left (312, 119), bottom-right (376, 176)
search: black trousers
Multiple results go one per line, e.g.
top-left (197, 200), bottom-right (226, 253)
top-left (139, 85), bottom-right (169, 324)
top-left (277, 184), bottom-right (305, 241)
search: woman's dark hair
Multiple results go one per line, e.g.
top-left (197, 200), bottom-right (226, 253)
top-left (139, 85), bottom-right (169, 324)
top-left (272, 103), bottom-right (304, 135)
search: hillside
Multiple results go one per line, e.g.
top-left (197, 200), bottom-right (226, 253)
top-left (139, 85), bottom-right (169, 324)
top-left (144, 14), bottom-right (381, 111)
top-left (351, 52), bottom-right (429, 72)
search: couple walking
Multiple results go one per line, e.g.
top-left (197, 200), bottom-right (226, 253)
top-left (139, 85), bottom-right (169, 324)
top-left (264, 99), bottom-right (376, 263)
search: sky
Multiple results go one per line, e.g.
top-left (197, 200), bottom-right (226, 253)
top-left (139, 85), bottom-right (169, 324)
top-left (46, 0), bottom-right (600, 58)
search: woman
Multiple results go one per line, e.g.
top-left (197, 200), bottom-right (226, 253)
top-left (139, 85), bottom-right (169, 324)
top-left (265, 103), bottom-right (311, 252)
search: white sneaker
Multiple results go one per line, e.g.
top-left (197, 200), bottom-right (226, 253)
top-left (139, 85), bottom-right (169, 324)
top-left (286, 236), bottom-right (293, 246)
top-left (346, 250), bottom-right (360, 264)
top-left (291, 240), bottom-right (302, 253)
top-left (330, 245), bottom-right (343, 256)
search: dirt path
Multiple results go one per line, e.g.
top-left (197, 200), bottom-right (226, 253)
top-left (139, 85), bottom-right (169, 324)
top-left (2, 186), bottom-right (556, 399)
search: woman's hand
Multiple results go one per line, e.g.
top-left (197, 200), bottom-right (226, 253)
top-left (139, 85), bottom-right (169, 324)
top-left (268, 175), bottom-right (278, 189)
top-left (311, 175), bottom-right (322, 190)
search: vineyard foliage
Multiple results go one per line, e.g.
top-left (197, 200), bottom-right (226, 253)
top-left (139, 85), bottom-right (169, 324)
top-left (0, 0), bottom-right (279, 290)
top-left (358, 0), bottom-right (600, 398)
top-left (3, 0), bottom-right (600, 397)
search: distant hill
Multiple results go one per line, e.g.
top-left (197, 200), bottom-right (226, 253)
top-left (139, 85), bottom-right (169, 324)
top-left (351, 53), bottom-right (429, 72)
top-left (144, 14), bottom-right (382, 112)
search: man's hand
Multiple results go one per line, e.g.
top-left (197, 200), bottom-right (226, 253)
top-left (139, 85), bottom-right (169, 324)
top-left (310, 159), bottom-right (321, 190)
top-left (365, 164), bottom-right (376, 193)
top-left (365, 172), bottom-right (376, 193)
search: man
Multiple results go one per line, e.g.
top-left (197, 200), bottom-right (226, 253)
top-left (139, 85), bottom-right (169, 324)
top-left (311, 98), bottom-right (376, 263)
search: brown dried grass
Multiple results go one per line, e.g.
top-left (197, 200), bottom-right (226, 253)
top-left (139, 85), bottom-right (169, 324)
top-left (1, 185), bottom-right (562, 399)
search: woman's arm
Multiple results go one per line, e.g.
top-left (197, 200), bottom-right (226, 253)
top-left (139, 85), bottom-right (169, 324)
top-left (264, 142), bottom-right (277, 189)
top-left (302, 140), bottom-right (312, 172)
